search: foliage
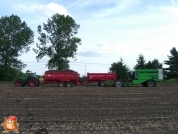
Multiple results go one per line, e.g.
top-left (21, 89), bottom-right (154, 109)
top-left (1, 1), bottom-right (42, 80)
top-left (33, 13), bottom-right (81, 70)
top-left (26, 70), bottom-right (31, 73)
top-left (0, 66), bottom-right (26, 81)
top-left (146, 59), bottom-right (162, 69)
top-left (79, 75), bottom-right (87, 82)
top-left (134, 54), bottom-right (162, 69)
top-left (164, 47), bottom-right (178, 81)
top-left (0, 14), bottom-right (34, 80)
top-left (109, 58), bottom-right (130, 80)
top-left (134, 54), bottom-right (146, 69)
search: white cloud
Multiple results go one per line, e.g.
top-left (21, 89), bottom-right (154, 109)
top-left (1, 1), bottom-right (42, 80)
top-left (77, 42), bottom-right (121, 58)
top-left (160, 6), bottom-right (178, 15)
top-left (92, 0), bottom-right (141, 18)
top-left (13, 2), bottom-right (71, 18)
top-left (171, 0), bottom-right (178, 6)
top-left (68, 0), bottom-right (116, 8)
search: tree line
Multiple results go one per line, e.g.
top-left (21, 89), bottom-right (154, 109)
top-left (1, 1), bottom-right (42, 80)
top-left (0, 14), bottom-right (177, 81)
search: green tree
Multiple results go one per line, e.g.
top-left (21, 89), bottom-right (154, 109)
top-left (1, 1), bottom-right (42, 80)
top-left (0, 14), bottom-right (34, 80)
top-left (79, 75), bottom-right (87, 82)
top-left (134, 54), bottom-right (146, 69)
top-left (146, 59), bottom-right (162, 69)
top-left (109, 58), bottom-right (130, 81)
top-left (164, 47), bottom-right (178, 81)
top-left (26, 70), bottom-right (31, 73)
top-left (33, 13), bottom-right (81, 70)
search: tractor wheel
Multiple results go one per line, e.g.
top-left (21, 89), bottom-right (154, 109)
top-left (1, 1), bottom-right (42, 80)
top-left (99, 81), bottom-right (105, 86)
top-left (66, 82), bottom-right (72, 87)
top-left (146, 80), bottom-right (156, 87)
top-left (58, 82), bottom-right (65, 87)
top-left (28, 79), bottom-right (37, 87)
top-left (98, 82), bottom-right (101, 86)
top-left (114, 81), bottom-right (122, 87)
top-left (15, 80), bottom-right (22, 87)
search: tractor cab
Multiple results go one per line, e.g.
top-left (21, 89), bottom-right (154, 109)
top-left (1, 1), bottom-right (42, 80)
top-left (27, 72), bottom-right (37, 79)
top-left (128, 71), bottom-right (136, 80)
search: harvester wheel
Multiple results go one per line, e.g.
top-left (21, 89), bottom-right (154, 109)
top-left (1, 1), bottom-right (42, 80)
top-left (99, 81), bottom-right (105, 86)
top-left (115, 81), bottom-right (122, 87)
top-left (146, 80), bottom-right (156, 87)
top-left (66, 82), bottom-right (72, 87)
top-left (15, 80), bottom-right (22, 87)
top-left (28, 79), bottom-right (37, 87)
top-left (58, 82), bottom-right (65, 87)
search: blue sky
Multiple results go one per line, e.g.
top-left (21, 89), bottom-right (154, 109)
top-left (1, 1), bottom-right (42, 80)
top-left (1, 0), bottom-right (178, 76)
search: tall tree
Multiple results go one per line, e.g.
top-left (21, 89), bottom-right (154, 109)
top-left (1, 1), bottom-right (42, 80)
top-left (164, 47), bottom-right (178, 81)
top-left (146, 59), bottom-right (162, 69)
top-left (33, 13), bottom-right (81, 70)
top-left (134, 54), bottom-right (146, 69)
top-left (109, 58), bottom-right (130, 81)
top-left (0, 14), bottom-right (34, 80)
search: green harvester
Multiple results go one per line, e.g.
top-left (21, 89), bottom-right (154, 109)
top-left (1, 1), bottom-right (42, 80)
top-left (126, 69), bottom-right (165, 87)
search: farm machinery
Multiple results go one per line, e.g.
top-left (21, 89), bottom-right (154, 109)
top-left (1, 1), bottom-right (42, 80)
top-left (15, 72), bottom-right (40, 87)
top-left (86, 69), bottom-right (165, 87)
top-left (125, 69), bottom-right (164, 87)
top-left (14, 69), bottom-right (165, 87)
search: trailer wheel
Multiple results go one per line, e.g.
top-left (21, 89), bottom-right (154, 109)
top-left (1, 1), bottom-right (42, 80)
top-left (115, 81), bottom-right (122, 87)
top-left (66, 82), bottom-right (72, 87)
top-left (28, 79), bottom-right (37, 87)
top-left (98, 82), bottom-right (101, 86)
top-left (146, 80), bottom-right (156, 87)
top-left (58, 82), bottom-right (65, 87)
top-left (15, 80), bottom-right (22, 87)
top-left (100, 81), bottom-right (105, 86)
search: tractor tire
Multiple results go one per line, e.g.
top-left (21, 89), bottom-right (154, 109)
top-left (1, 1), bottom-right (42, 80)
top-left (98, 82), bottom-right (101, 86)
top-left (28, 79), bottom-right (37, 87)
top-left (58, 82), bottom-right (65, 87)
top-left (66, 82), bottom-right (72, 87)
top-left (99, 81), bottom-right (105, 86)
top-left (146, 80), bottom-right (156, 87)
top-left (114, 81), bottom-right (122, 87)
top-left (15, 79), bottom-right (23, 87)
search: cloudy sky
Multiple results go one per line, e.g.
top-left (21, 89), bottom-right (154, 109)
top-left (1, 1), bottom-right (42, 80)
top-left (1, 0), bottom-right (178, 76)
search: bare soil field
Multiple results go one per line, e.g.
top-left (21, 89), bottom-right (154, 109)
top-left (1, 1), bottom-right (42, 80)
top-left (0, 84), bottom-right (178, 134)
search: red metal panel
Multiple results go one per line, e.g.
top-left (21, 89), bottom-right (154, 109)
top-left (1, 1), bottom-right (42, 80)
top-left (44, 70), bottom-right (79, 82)
top-left (87, 73), bottom-right (116, 82)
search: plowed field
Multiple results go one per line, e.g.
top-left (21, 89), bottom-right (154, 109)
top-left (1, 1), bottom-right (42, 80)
top-left (0, 84), bottom-right (178, 134)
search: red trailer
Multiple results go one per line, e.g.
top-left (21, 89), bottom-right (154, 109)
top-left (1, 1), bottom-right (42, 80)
top-left (44, 70), bottom-right (82, 87)
top-left (87, 73), bottom-right (117, 86)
